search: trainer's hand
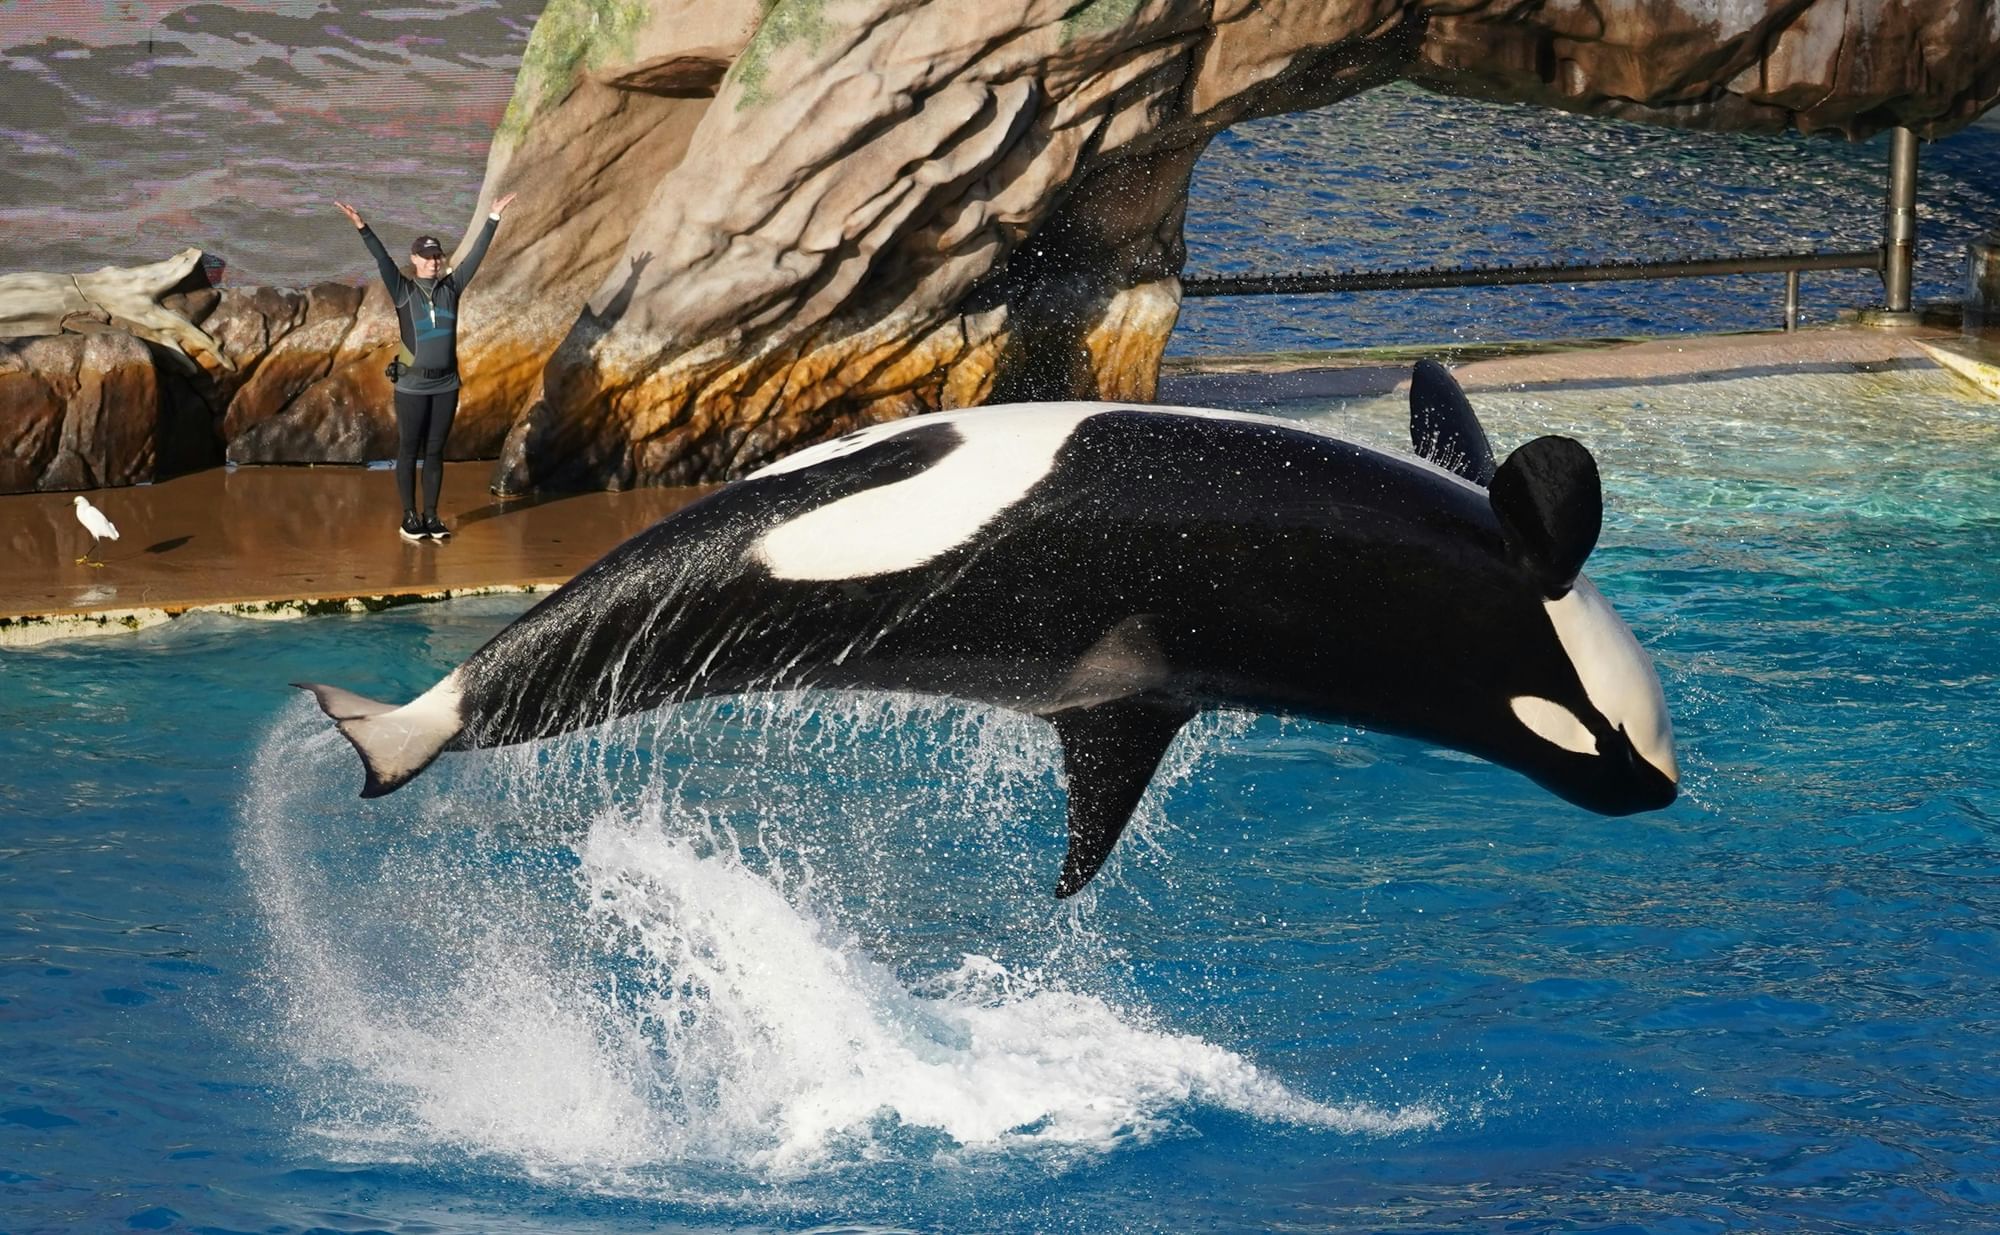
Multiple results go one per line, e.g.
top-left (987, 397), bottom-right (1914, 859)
top-left (334, 200), bottom-right (364, 229)
top-left (491, 192), bottom-right (518, 217)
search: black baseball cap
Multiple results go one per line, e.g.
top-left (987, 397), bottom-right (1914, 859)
top-left (410, 235), bottom-right (445, 258)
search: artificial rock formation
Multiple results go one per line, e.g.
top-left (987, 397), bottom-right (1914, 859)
top-left (0, 249), bottom-right (235, 492)
top-left (0, 332), bottom-right (165, 492)
top-left (1, 259), bottom-right (496, 492)
top-left (482, 0), bottom-right (2000, 493)
top-left (0, 267), bottom-right (405, 491)
top-left (4, 0), bottom-right (1998, 496)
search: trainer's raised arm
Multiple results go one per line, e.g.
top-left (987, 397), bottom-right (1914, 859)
top-left (338, 198), bottom-right (405, 295)
top-left (453, 192), bottom-right (516, 289)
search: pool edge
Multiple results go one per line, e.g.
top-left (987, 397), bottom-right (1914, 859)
top-left (0, 584), bottom-right (559, 649)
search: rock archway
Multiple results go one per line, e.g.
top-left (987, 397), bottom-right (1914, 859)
top-left (479, 0), bottom-right (2000, 493)
top-left (5, 0), bottom-right (1996, 495)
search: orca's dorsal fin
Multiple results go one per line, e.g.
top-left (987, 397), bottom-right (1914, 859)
top-left (1049, 696), bottom-right (1197, 898)
top-left (1409, 359), bottom-right (1497, 486)
top-left (1489, 435), bottom-right (1602, 597)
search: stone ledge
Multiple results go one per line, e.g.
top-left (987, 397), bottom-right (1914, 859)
top-left (1914, 338), bottom-right (2000, 399)
top-left (0, 585), bottom-right (556, 649)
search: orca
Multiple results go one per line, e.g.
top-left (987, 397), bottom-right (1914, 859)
top-left (298, 361), bottom-right (1677, 897)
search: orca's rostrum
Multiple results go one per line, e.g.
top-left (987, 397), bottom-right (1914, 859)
top-left (299, 361), bottom-right (1678, 897)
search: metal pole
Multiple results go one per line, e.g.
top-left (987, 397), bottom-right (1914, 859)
top-left (1179, 250), bottom-right (1880, 298)
top-left (1883, 126), bottom-right (1919, 313)
top-left (1785, 269), bottom-right (1799, 332)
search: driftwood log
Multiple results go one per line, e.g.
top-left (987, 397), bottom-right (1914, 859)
top-left (0, 247), bottom-right (233, 373)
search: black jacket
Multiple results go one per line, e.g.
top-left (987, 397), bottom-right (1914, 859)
top-left (358, 215), bottom-right (498, 394)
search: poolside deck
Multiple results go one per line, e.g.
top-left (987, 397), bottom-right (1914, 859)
top-left (4, 325), bottom-right (1992, 645)
top-left (0, 464), bottom-right (705, 644)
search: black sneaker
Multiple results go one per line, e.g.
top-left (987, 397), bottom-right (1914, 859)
top-left (421, 513), bottom-right (451, 540)
top-left (398, 510), bottom-right (425, 542)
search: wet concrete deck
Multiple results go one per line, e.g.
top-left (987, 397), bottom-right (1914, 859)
top-left (1156, 320), bottom-right (1987, 403)
top-left (4, 325), bottom-right (1993, 643)
top-left (1, 463), bottom-right (705, 642)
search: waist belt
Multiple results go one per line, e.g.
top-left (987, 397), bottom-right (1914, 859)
top-left (409, 365), bottom-right (454, 379)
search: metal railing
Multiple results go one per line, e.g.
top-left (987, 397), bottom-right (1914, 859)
top-left (1179, 126), bottom-right (1920, 333)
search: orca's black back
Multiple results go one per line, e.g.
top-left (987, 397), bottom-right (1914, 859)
top-left (446, 409), bottom-right (1563, 755)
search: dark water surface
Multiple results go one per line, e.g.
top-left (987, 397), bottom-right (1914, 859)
top-left (1178, 90), bottom-right (2000, 353)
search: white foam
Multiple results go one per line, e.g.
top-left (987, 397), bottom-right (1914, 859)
top-left (239, 693), bottom-right (1440, 1196)
top-left (579, 822), bottom-right (1439, 1172)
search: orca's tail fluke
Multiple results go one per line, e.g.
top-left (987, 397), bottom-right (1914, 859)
top-left (294, 675), bottom-right (466, 798)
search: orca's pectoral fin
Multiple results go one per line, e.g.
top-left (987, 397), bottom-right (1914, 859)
top-left (1049, 696), bottom-right (1197, 899)
top-left (1409, 359), bottom-right (1497, 486)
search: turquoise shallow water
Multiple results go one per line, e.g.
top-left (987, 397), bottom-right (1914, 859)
top-left (5, 365), bottom-right (2000, 1233)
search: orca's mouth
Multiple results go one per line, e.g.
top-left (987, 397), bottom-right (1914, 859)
top-left (1630, 760), bottom-right (1680, 812)
top-left (1599, 745), bottom-right (1679, 815)
top-left (1537, 740), bottom-right (1679, 817)
top-left (1625, 722), bottom-right (1680, 810)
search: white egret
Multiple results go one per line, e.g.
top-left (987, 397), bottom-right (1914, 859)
top-left (73, 495), bottom-right (119, 566)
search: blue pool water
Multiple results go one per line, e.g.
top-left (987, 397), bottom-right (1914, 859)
top-left (6, 365), bottom-right (2000, 1233)
top-left (1176, 85), bottom-right (2000, 355)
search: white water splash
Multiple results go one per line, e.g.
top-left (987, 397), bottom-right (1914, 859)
top-left (239, 693), bottom-right (1438, 1192)
top-left (578, 820), bottom-right (1434, 1173)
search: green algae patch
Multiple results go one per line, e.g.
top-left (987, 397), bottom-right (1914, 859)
top-left (0, 609), bottom-right (173, 646)
top-left (1061, 0), bottom-right (1146, 41)
top-left (0, 587), bottom-right (558, 649)
top-left (499, 0), bottom-right (650, 141)
top-left (729, 0), bottom-right (831, 110)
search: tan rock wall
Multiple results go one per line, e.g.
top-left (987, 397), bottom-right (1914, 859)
top-left (3, 0), bottom-right (1996, 496)
top-left (495, 0), bottom-right (1998, 493)
top-left (0, 333), bottom-right (161, 492)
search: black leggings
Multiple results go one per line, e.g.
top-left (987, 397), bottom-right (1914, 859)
top-left (393, 388), bottom-right (459, 515)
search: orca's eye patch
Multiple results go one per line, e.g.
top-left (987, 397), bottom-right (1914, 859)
top-left (1509, 695), bottom-right (1597, 755)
